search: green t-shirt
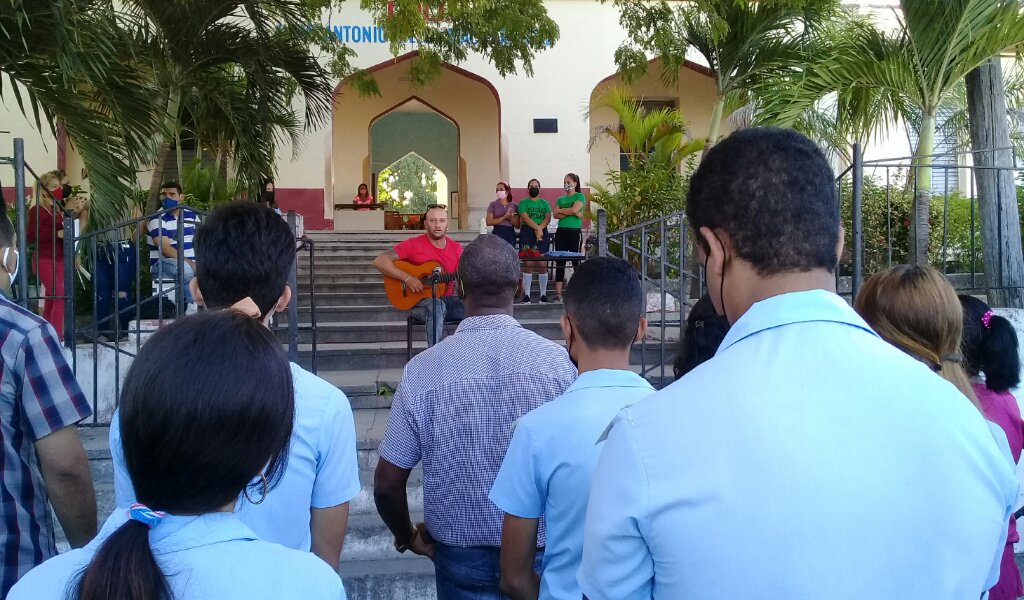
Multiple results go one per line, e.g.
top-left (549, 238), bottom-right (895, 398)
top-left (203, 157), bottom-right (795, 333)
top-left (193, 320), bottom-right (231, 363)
top-left (556, 193), bottom-right (585, 229)
top-left (518, 197), bottom-right (550, 227)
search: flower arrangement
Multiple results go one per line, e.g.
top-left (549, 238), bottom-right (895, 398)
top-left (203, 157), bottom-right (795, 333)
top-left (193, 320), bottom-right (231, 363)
top-left (518, 246), bottom-right (542, 258)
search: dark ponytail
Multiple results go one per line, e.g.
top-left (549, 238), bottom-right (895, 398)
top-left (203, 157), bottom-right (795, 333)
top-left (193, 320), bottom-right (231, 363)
top-left (959, 295), bottom-right (1022, 392)
top-left (71, 311), bottom-right (294, 600)
top-left (73, 521), bottom-right (170, 600)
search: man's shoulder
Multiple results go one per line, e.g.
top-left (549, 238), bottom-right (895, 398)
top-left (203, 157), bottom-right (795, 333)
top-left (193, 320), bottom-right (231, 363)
top-left (0, 297), bottom-right (51, 342)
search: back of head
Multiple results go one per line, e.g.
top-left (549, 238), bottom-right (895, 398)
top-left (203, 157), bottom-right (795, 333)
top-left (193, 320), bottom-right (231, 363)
top-left (194, 201), bottom-right (294, 316)
top-left (855, 265), bottom-right (980, 409)
top-left (674, 294), bottom-right (731, 379)
top-left (75, 311), bottom-right (294, 600)
top-left (960, 295), bottom-right (1021, 392)
top-left (459, 234), bottom-right (521, 305)
top-left (686, 127), bottom-right (839, 275)
top-left (564, 257), bottom-right (643, 350)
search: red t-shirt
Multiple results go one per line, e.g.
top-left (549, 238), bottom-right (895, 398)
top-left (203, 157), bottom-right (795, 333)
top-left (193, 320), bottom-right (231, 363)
top-left (394, 235), bottom-right (463, 296)
top-left (27, 205), bottom-right (62, 254)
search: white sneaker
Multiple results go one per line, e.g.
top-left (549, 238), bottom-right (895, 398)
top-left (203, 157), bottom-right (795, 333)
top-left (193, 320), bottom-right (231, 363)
top-left (185, 302), bottom-right (199, 315)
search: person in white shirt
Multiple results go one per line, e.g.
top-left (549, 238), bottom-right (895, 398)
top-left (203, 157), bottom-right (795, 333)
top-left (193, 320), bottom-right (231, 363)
top-left (110, 201), bottom-right (360, 569)
top-left (11, 311), bottom-right (345, 600)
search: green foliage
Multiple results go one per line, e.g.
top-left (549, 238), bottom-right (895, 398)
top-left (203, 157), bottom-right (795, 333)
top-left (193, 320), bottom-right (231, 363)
top-left (586, 85), bottom-right (701, 231)
top-left (179, 159), bottom-right (239, 212)
top-left (840, 173), bottom-right (987, 276)
top-left (377, 154), bottom-right (439, 213)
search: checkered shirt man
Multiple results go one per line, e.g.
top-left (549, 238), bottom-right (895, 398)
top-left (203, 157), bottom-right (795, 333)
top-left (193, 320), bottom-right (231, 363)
top-left (0, 295), bottom-right (91, 595)
top-left (378, 314), bottom-right (576, 547)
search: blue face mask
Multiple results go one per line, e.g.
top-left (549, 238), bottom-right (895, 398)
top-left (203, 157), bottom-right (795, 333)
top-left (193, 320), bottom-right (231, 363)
top-left (162, 197), bottom-right (179, 210)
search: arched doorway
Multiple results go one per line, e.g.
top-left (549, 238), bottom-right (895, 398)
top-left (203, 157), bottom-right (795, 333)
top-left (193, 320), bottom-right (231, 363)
top-left (330, 51), bottom-right (500, 230)
top-left (370, 100), bottom-right (458, 223)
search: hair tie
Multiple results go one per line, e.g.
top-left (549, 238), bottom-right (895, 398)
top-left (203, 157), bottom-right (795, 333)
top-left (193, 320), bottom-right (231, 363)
top-left (982, 310), bottom-right (994, 329)
top-left (128, 503), bottom-right (167, 529)
top-left (942, 353), bottom-right (963, 365)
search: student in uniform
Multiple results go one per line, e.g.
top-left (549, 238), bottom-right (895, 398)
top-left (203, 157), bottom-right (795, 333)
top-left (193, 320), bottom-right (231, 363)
top-left (10, 311), bottom-right (346, 600)
top-left (518, 178), bottom-right (552, 302)
top-left (490, 256), bottom-right (653, 600)
top-left (552, 173), bottom-right (585, 301)
top-left (960, 295), bottom-right (1024, 600)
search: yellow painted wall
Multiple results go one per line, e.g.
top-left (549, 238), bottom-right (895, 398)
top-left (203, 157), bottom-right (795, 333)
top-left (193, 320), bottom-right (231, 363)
top-left (331, 56), bottom-right (500, 228)
top-left (588, 65), bottom-right (721, 190)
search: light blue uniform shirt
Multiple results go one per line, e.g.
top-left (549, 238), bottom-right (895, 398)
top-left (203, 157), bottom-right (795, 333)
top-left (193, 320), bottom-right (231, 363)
top-left (10, 510), bottom-right (345, 599)
top-left (579, 290), bottom-right (1018, 600)
top-left (490, 369), bottom-right (654, 600)
top-left (110, 363), bottom-right (360, 550)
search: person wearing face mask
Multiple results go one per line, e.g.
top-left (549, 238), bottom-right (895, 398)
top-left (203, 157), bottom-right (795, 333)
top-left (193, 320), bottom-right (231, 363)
top-left (147, 181), bottom-right (200, 306)
top-left (517, 179), bottom-right (551, 303)
top-left (27, 171), bottom-right (87, 340)
top-left (490, 257), bottom-right (652, 600)
top-left (0, 200), bottom-right (98, 597)
top-left (552, 173), bottom-right (585, 301)
top-left (486, 181), bottom-right (519, 247)
top-left (579, 128), bottom-right (1017, 600)
top-left (259, 179), bottom-right (282, 215)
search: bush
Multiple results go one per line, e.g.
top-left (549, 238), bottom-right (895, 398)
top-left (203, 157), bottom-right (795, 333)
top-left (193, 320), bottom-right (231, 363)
top-left (840, 173), bottom-right (986, 276)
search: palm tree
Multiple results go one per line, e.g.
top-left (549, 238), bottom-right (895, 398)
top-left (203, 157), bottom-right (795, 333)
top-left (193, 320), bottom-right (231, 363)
top-left (611, 0), bottom-right (837, 148)
top-left (119, 0), bottom-right (336, 205)
top-left (585, 85), bottom-right (704, 230)
top-left (0, 0), bottom-right (162, 226)
top-left (759, 0), bottom-right (1024, 265)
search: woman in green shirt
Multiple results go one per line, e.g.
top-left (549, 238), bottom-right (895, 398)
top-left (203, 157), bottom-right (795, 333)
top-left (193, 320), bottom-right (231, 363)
top-left (518, 178), bottom-right (552, 302)
top-left (553, 172), bottom-right (585, 300)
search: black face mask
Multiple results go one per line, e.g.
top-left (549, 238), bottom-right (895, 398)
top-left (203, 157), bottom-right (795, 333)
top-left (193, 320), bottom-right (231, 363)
top-left (61, 183), bottom-right (73, 200)
top-left (528, 187), bottom-right (540, 198)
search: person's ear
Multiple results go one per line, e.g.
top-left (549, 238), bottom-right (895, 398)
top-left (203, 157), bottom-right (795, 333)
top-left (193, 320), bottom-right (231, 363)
top-left (188, 279), bottom-right (204, 307)
top-left (456, 276), bottom-right (466, 299)
top-left (634, 316), bottom-right (648, 344)
top-left (699, 226), bottom-right (727, 276)
top-left (560, 313), bottom-right (571, 340)
top-left (274, 285), bottom-right (292, 314)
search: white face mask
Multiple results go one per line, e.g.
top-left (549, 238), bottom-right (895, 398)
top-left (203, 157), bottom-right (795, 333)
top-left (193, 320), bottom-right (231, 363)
top-left (3, 247), bottom-right (19, 286)
top-left (564, 182), bottom-right (574, 192)
top-left (497, 190), bottom-right (508, 200)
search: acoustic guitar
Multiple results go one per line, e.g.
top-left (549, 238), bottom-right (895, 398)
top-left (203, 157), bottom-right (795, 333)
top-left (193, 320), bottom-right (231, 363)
top-left (383, 260), bottom-right (459, 311)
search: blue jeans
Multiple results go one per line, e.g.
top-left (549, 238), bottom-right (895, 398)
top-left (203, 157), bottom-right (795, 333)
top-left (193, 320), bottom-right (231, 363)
top-left (152, 257), bottom-right (195, 304)
top-left (412, 296), bottom-right (465, 346)
top-left (433, 543), bottom-right (544, 600)
top-left (94, 242), bottom-right (137, 335)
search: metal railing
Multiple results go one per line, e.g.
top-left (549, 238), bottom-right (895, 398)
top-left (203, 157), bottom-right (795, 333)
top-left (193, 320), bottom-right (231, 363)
top-left (2, 137), bottom-right (319, 425)
top-left (595, 209), bottom-right (703, 387)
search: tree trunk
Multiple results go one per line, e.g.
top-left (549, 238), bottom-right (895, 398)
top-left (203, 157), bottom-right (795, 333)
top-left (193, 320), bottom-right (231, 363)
top-left (704, 96), bottom-right (725, 154)
top-left (909, 111), bottom-right (935, 265)
top-left (147, 89), bottom-right (182, 211)
top-left (966, 59), bottom-right (1024, 308)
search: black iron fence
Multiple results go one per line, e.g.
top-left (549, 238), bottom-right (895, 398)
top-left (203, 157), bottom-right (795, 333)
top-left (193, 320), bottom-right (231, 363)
top-left (1, 137), bottom-right (317, 425)
top-left (595, 209), bottom-right (703, 386)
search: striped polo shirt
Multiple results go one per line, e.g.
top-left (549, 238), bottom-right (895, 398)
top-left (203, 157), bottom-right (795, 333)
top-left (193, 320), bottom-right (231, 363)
top-left (147, 209), bottom-right (199, 267)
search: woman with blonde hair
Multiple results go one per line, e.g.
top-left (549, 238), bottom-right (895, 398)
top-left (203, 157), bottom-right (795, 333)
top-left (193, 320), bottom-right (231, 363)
top-left (26, 171), bottom-right (87, 339)
top-left (854, 264), bottom-right (980, 409)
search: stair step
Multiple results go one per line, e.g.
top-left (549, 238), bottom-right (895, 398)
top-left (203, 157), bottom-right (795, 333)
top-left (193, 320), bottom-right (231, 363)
top-left (286, 303), bottom-right (569, 322)
top-left (275, 319), bottom-right (566, 345)
top-left (297, 341), bottom-right (672, 371)
top-left (339, 557), bottom-right (436, 600)
top-left (342, 513), bottom-right (426, 562)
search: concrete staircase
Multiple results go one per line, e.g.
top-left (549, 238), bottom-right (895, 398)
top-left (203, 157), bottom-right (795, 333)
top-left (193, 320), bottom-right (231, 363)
top-left (71, 229), bottom-right (676, 600)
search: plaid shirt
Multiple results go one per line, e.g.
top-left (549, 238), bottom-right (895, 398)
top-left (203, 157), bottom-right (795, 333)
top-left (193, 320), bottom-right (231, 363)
top-left (379, 314), bottom-right (576, 547)
top-left (0, 296), bottom-right (91, 595)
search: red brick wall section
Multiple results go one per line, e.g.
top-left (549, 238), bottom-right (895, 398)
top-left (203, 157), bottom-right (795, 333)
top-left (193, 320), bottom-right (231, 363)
top-left (277, 188), bottom-right (333, 230)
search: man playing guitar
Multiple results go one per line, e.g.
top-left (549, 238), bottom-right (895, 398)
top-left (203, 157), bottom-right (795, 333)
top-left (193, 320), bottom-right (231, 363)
top-left (374, 204), bottom-right (464, 346)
